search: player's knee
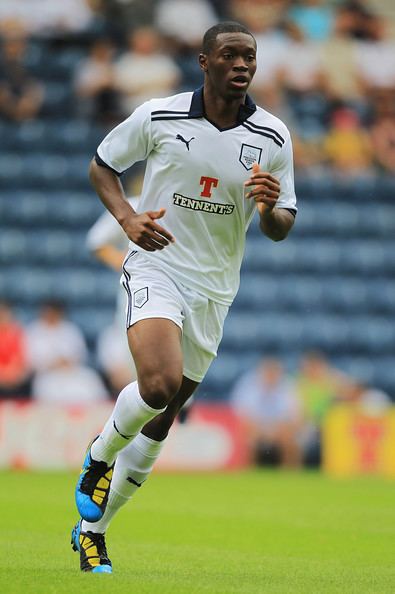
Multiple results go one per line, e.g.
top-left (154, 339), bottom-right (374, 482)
top-left (139, 372), bottom-right (182, 408)
top-left (144, 408), bottom-right (177, 441)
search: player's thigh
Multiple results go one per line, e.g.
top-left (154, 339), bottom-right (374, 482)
top-left (127, 318), bottom-right (184, 400)
top-left (123, 251), bottom-right (186, 402)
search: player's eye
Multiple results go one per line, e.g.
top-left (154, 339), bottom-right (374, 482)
top-left (223, 53), bottom-right (233, 60)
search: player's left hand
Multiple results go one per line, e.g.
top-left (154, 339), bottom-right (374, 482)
top-left (244, 162), bottom-right (280, 212)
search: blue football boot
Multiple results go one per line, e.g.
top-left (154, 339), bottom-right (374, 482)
top-left (75, 438), bottom-right (114, 522)
top-left (71, 520), bottom-right (112, 573)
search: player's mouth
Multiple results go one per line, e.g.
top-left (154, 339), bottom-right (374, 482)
top-left (229, 75), bottom-right (249, 89)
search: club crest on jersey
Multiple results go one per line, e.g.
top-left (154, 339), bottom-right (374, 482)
top-left (239, 143), bottom-right (262, 171)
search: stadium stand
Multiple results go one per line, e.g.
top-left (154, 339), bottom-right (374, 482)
top-left (1, 16), bottom-right (395, 403)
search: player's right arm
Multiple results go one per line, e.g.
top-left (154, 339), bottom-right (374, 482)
top-left (90, 100), bottom-right (175, 251)
top-left (89, 160), bottom-right (174, 252)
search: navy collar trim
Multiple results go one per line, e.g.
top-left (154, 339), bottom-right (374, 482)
top-left (189, 86), bottom-right (256, 123)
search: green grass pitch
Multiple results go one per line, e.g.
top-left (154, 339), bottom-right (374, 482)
top-left (0, 469), bottom-right (394, 594)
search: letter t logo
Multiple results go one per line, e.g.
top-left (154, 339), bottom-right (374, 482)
top-left (200, 176), bottom-right (218, 198)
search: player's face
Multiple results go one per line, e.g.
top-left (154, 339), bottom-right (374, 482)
top-left (200, 32), bottom-right (257, 100)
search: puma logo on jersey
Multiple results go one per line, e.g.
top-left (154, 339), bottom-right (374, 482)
top-left (176, 134), bottom-right (195, 151)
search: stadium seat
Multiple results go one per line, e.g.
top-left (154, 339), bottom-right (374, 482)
top-left (201, 351), bottom-right (259, 398)
top-left (322, 278), bottom-right (369, 313)
top-left (50, 192), bottom-right (104, 227)
top-left (301, 314), bottom-right (351, 353)
top-left (47, 120), bottom-right (99, 154)
top-left (71, 306), bottom-right (115, 346)
top-left (41, 82), bottom-right (73, 116)
top-left (1, 34), bottom-right (395, 399)
top-left (0, 229), bottom-right (29, 261)
top-left (347, 318), bottom-right (395, 354)
top-left (342, 241), bottom-right (394, 274)
top-left (233, 274), bottom-right (279, 310)
top-left (8, 267), bottom-right (57, 303)
top-left (0, 154), bottom-right (24, 187)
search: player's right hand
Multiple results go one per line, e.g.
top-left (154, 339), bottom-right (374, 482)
top-left (123, 208), bottom-right (175, 251)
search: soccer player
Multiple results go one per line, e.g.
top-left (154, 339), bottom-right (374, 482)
top-left (71, 21), bottom-right (297, 573)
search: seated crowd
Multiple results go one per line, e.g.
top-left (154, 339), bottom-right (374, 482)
top-left (0, 298), bottom-right (391, 469)
top-left (0, 0), bottom-right (394, 174)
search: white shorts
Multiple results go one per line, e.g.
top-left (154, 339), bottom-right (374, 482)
top-left (121, 250), bottom-right (229, 383)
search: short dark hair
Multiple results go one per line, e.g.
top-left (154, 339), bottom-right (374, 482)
top-left (202, 21), bottom-right (255, 54)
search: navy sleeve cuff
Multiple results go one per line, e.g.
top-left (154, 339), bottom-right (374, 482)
top-left (95, 152), bottom-right (123, 177)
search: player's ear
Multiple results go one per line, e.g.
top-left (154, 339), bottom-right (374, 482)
top-left (199, 53), bottom-right (208, 72)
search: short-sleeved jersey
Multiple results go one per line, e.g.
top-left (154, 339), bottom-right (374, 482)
top-left (96, 87), bottom-right (297, 305)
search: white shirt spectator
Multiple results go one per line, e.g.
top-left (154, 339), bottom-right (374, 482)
top-left (355, 40), bottom-right (395, 89)
top-left (280, 40), bottom-right (323, 92)
top-left (231, 365), bottom-right (300, 424)
top-left (251, 31), bottom-right (289, 89)
top-left (155, 0), bottom-right (217, 46)
top-left (32, 363), bottom-right (109, 404)
top-left (114, 27), bottom-right (181, 115)
top-left (0, 0), bottom-right (94, 36)
top-left (27, 317), bottom-right (87, 372)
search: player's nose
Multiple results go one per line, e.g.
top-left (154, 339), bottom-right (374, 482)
top-left (233, 58), bottom-right (248, 71)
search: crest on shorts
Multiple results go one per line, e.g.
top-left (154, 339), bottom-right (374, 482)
top-left (133, 287), bottom-right (149, 309)
top-left (239, 143), bottom-right (262, 171)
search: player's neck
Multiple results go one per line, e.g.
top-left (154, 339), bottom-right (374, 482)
top-left (203, 87), bottom-right (246, 129)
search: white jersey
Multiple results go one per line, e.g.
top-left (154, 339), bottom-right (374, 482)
top-left (96, 88), bottom-right (297, 305)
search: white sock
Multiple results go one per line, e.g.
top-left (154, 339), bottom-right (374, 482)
top-left (91, 381), bottom-right (166, 465)
top-left (81, 432), bottom-right (166, 534)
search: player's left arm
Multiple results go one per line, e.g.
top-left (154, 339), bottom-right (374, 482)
top-left (244, 134), bottom-right (297, 242)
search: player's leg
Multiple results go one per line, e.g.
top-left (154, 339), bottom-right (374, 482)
top-left (93, 297), bottom-right (223, 523)
top-left (79, 376), bottom-right (198, 536)
top-left (75, 317), bottom-right (183, 523)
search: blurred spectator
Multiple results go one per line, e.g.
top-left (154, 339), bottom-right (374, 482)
top-left (26, 300), bottom-right (87, 373)
top-left (99, 0), bottom-right (157, 36)
top-left (247, 14), bottom-right (289, 108)
top-left (278, 23), bottom-right (324, 95)
top-left (86, 196), bottom-right (139, 272)
top-left (0, 300), bottom-right (31, 398)
top-left (323, 107), bottom-right (373, 176)
top-left (335, 1), bottom-right (378, 41)
top-left (0, 0), bottom-right (95, 37)
top-left (32, 358), bottom-right (109, 404)
top-left (96, 323), bottom-right (134, 396)
top-left (114, 26), bottom-right (181, 116)
top-left (155, 0), bottom-right (217, 91)
top-left (231, 358), bottom-right (302, 467)
top-left (342, 381), bottom-right (392, 415)
top-left (297, 352), bottom-right (350, 465)
top-left (297, 352), bottom-right (342, 425)
top-left (86, 197), bottom-right (139, 394)
top-left (319, 23), bottom-right (361, 109)
top-left (354, 18), bottom-right (395, 95)
top-left (155, 0), bottom-right (217, 50)
top-left (370, 93), bottom-right (395, 173)
top-left (288, 0), bottom-right (335, 41)
top-left (277, 22), bottom-right (330, 139)
top-left (230, 0), bottom-right (287, 33)
top-left (0, 26), bottom-right (44, 121)
top-left (74, 37), bottom-right (120, 124)
top-left (291, 132), bottom-right (326, 173)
